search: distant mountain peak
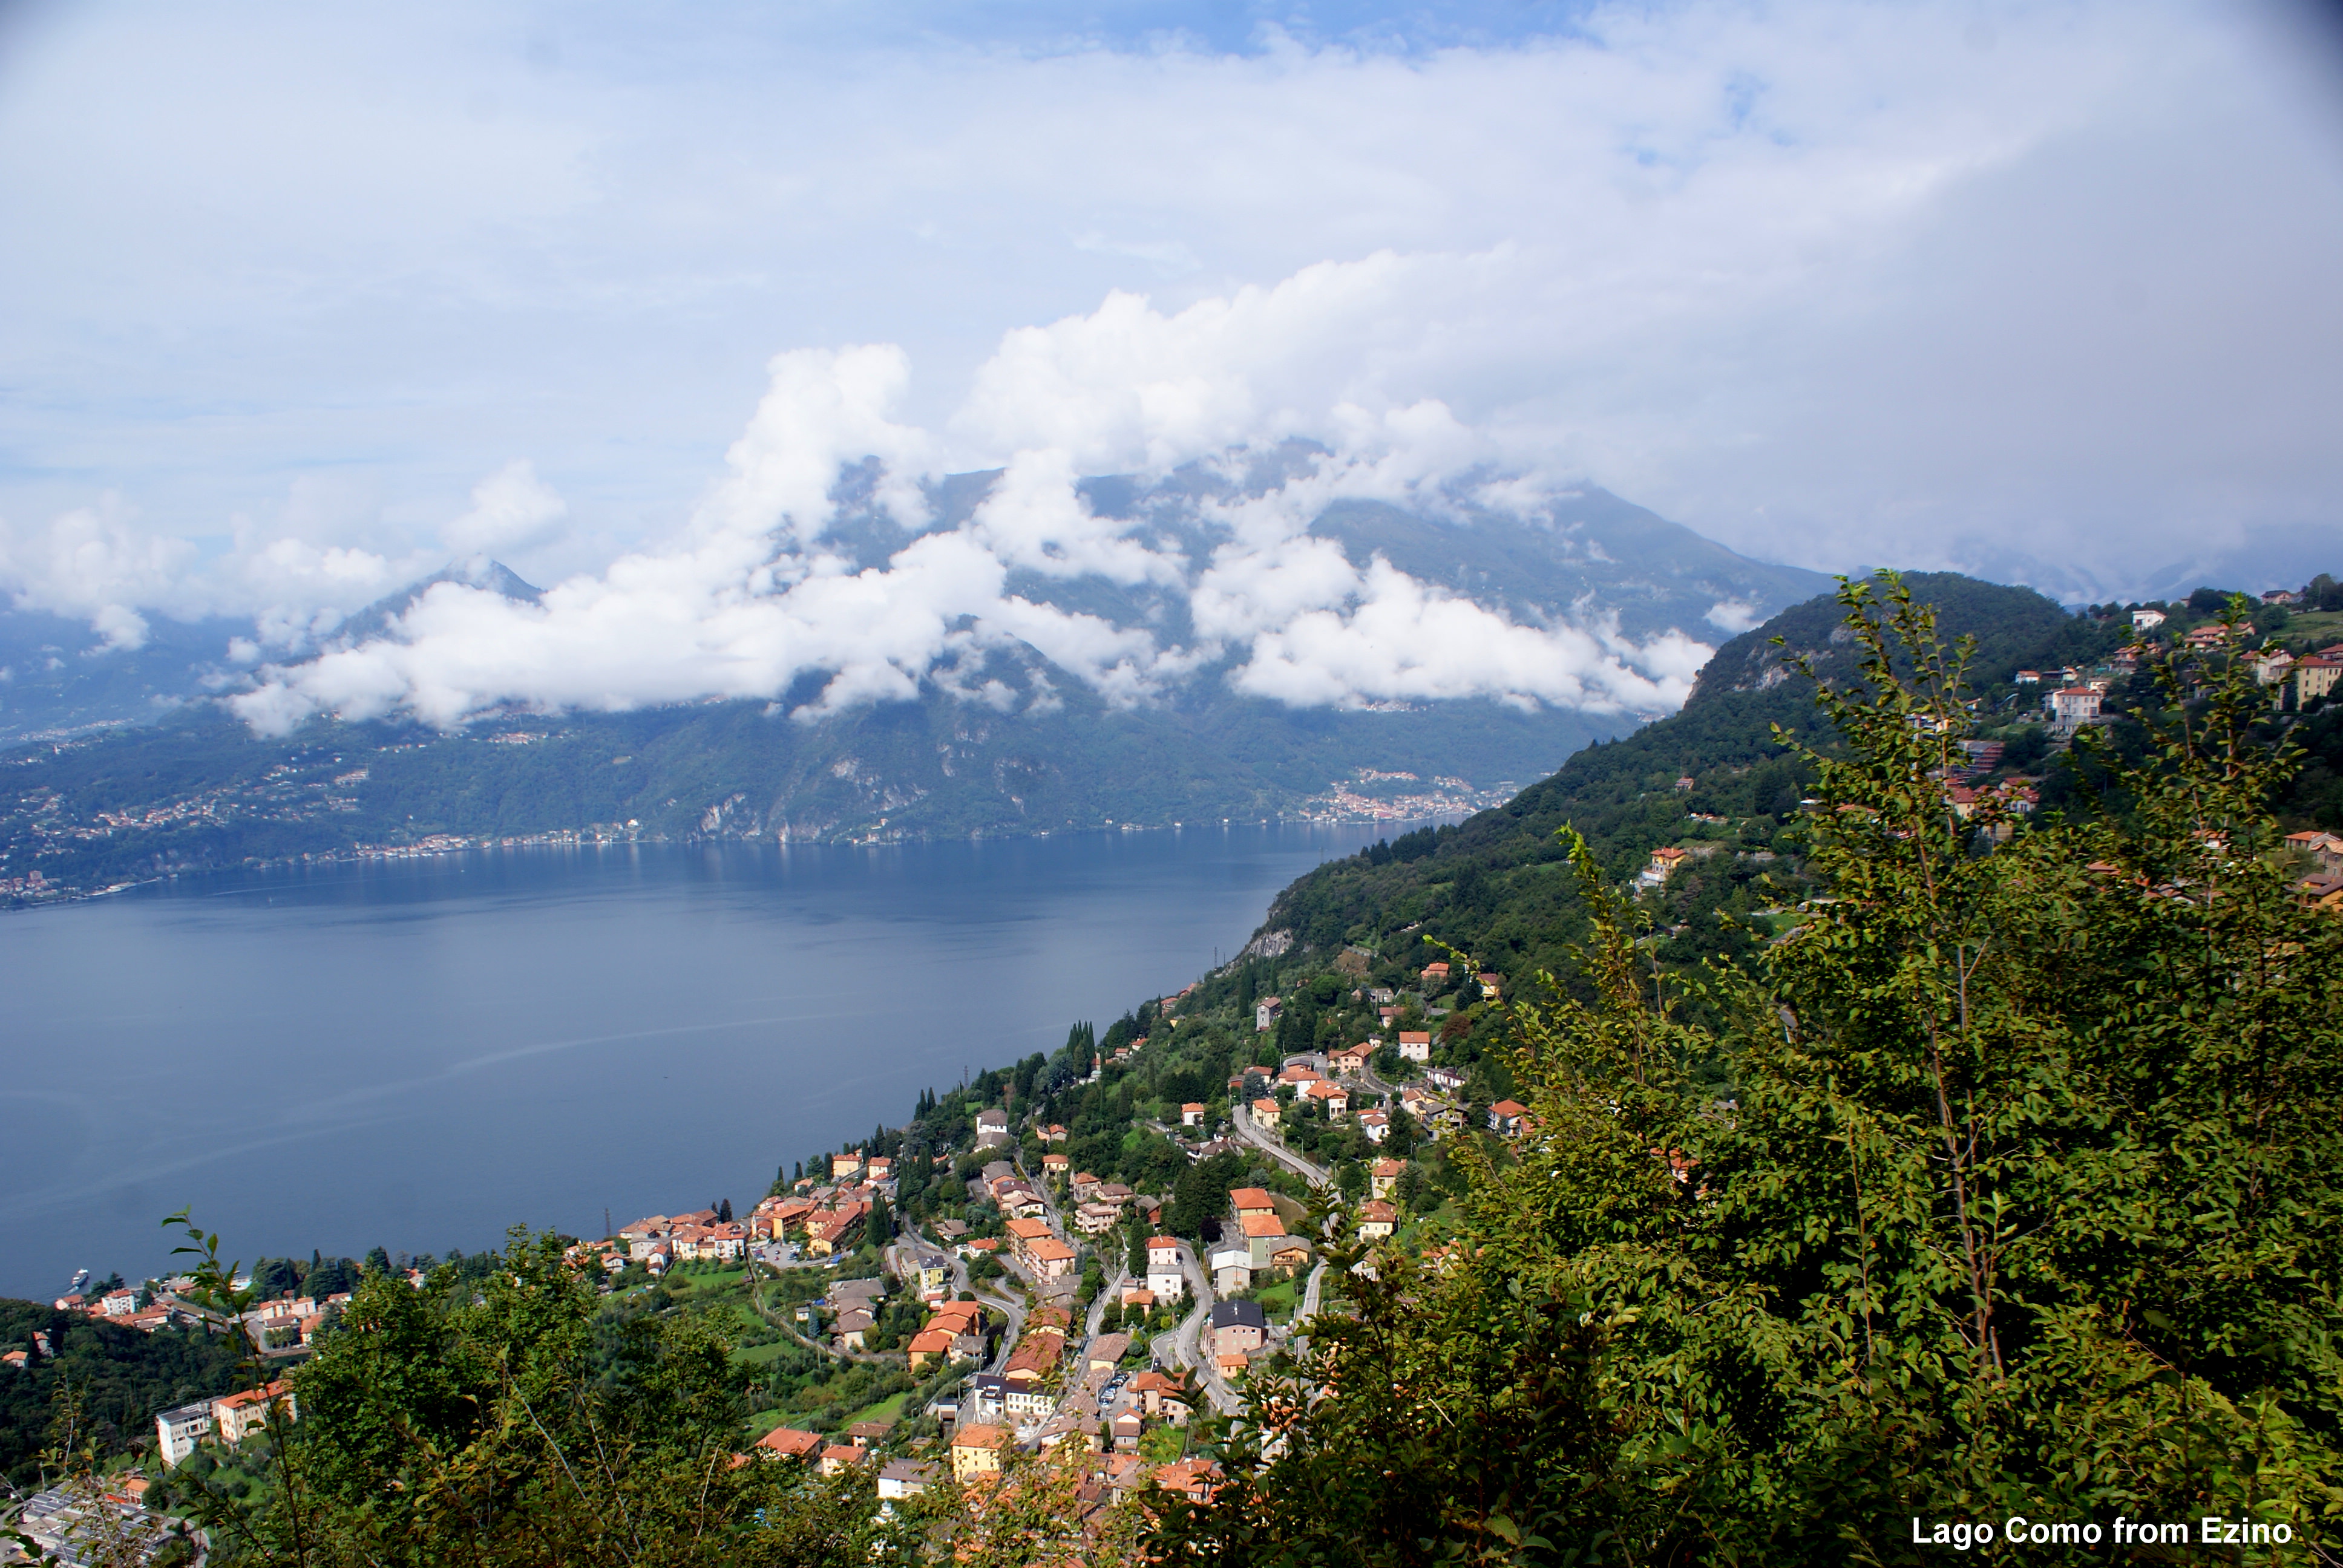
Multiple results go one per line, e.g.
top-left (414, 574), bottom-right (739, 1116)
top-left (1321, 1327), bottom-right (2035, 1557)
top-left (332, 559), bottom-right (543, 647)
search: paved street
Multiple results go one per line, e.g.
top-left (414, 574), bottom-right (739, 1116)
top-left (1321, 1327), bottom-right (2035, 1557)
top-left (1149, 1240), bottom-right (1242, 1416)
top-left (1230, 1108), bottom-right (1331, 1188)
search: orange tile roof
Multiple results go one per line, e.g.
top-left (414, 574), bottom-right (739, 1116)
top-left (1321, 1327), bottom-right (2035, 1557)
top-left (756, 1426), bottom-right (823, 1459)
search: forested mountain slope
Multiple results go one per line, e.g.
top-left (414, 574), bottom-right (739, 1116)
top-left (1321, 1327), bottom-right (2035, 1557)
top-left (1248, 573), bottom-right (2131, 984)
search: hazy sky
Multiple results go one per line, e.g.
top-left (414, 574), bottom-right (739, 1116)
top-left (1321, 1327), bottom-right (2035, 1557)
top-left (2, 0), bottom-right (2341, 719)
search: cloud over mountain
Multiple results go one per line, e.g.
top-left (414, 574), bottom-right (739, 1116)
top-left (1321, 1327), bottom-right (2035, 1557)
top-left (224, 298), bottom-right (1724, 734)
top-left (6, 0), bottom-right (2333, 683)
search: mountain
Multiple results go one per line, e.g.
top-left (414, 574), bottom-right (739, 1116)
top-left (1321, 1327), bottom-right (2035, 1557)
top-left (1, 482), bottom-right (1830, 895)
top-left (1241, 572), bottom-right (2135, 988)
top-left (0, 606), bottom-right (254, 743)
top-left (328, 557), bottom-right (545, 647)
top-left (0, 561), bottom-right (552, 745)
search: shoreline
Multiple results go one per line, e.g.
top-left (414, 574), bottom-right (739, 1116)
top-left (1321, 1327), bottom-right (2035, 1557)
top-left (2, 809), bottom-right (1475, 913)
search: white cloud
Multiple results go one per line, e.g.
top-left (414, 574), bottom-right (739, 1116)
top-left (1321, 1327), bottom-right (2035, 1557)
top-left (0, 501), bottom-right (196, 649)
top-left (6, 0), bottom-right (2339, 681)
top-left (698, 345), bottom-right (933, 550)
top-left (1705, 598), bottom-right (1765, 635)
top-left (965, 448), bottom-right (1179, 585)
top-left (443, 461), bottom-right (569, 558)
top-left (220, 296), bottom-right (1717, 732)
top-left (1227, 557), bottom-right (1700, 714)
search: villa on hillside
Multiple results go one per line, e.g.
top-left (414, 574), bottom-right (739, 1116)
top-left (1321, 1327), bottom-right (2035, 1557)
top-left (1637, 846), bottom-right (1691, 888)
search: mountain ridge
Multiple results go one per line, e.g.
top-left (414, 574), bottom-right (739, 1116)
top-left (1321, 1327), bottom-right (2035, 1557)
top-left (2, 482), bottom-right (1837, 898)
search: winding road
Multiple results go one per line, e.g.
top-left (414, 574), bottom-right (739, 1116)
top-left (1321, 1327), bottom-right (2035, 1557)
top-left (1230, 1108), bottom-right (1332, 1189)
top-left (1148, 1240), bottom-right (1243, 1417)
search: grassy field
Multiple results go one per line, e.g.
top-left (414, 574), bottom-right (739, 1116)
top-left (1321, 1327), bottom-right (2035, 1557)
top-left (661, 1264), bottom-right (750, 1297)
top-left (2281, 608), bottom-right (2343, 646)
top-left (842, 1390), bottom-right (908, 1428)
top-left (1253, 1279), bottom-right (1298, 1322)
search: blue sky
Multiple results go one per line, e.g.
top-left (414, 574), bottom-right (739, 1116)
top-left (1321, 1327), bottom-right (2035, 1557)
top-left (2, 1), bottom-right (2341, 720)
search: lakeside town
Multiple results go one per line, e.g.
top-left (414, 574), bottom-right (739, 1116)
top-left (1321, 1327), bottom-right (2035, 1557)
top-left (5, 947), bottom-right (1530, 1562)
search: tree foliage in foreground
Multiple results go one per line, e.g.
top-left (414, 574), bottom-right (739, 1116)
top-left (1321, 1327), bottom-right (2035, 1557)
top-left (1156, 578), bottom-right (2343, 1565)
top-left (173, 1230), bottom-right (898, 1567)
top-left (163, 1229), bottom-right (1155, 1567)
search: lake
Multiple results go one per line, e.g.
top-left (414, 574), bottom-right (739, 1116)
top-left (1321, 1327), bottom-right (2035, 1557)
top-left (0, 822), bottom-right (1427, 1301)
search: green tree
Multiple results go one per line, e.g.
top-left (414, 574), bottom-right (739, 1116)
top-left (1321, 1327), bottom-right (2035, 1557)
top-left (190, 1226), bottom-right (895, 1567)
top-left (1150, 577), bottom-right (2343, 1566)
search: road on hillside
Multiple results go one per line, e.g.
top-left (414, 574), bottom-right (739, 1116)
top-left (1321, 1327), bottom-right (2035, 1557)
top-left (1149, 1240), bottom-right (1241, 1417)
top-left (911, 1223), bottom-right (1026, 1374)
top-left (1231, 1109), bottom-right (1331, 1189)
top-left (1084, 1263), bottom-right (1128, 1339)
top-left (1298, 1259), bottom-right (1328, 1325)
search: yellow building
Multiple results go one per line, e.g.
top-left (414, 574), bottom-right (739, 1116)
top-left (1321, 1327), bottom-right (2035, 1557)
top-left (951, 1423), bottom-right (1009, 1483)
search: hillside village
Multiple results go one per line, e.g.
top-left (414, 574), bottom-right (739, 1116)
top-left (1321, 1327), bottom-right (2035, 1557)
top-left (5, 936), bottom-right (1535, 1559)
top-left (557, 973), bottom-right (1516, 1536)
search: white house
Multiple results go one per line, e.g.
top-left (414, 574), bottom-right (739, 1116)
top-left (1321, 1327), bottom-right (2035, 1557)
top-left (157, 1401), bottom-right (214, 1467)
top-left (2047, 687), bottom-right (2104, 731)
top-left (1207, 1241), bottom-right (1253, 1294)
top-left (878, 1459), bottom-right (937, 1518)
top-left (2132, 608), bottom-right (2167, 629)
top-left (1145, 1238), bottom-right (1187, 1301)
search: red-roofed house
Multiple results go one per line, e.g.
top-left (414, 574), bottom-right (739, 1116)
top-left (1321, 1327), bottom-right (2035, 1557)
top-left (1228, 1187), bottom-right (1277, 1220)
top-left (950, 1424), bottom-right (1009, 1483)
top-left (1026, 1235), bottom-right (1076, 1280)
top-left (756, 1425), bottom-right (823, 1462)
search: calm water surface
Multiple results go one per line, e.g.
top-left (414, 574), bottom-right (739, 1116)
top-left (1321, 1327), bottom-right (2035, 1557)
top-left (0, 823), bottom-right (1425, 1299)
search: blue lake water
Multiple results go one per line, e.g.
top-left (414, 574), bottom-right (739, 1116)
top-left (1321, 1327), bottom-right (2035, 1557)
top-left (0, 823), bottom-right (1426, 1301)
